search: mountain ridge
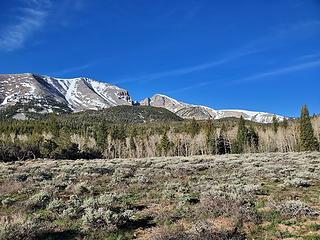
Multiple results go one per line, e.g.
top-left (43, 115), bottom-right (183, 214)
top-left (0, 73), bottom-right (131, 118)
top-left (140, 94), bottom-right (284, 123)
top-left (0, 73), bottom-right (283, 123)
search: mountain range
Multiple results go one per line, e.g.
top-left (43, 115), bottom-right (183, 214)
top-left (140, 94), bottom-right (284, 123)
top-left (0, 73), bottom-right (283, 123)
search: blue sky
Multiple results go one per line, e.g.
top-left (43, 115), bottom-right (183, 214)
top-left (0, 0), bottom-right (319, 117)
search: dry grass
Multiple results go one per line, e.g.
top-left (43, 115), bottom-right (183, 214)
top-left (0, 181), bottom-right (23, 196)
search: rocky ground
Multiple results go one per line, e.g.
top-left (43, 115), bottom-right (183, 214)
top-left (0, 152), bottom-right (320, 239)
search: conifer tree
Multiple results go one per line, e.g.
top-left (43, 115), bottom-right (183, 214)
top-left (204, 118), bottom-right (214, 135)
top-left (248, 125), bottom-right (259, 151)
top-left (110, 125), bottom-right (126, 141)
top-left (232, 116), bottom-right (259, 153)
top-left (188, 118), bottom-right (200, 137)
top-left (216, 124), bottom-right (230, 155)
top-left (129, 135), bottom-right (136, 151)
top-left (282, 117), bottom-right (289, 129)
top-left (272, 115), bottom-right (279, 133)
top-left (237, 116), bottom-right (247, 140)
top-left (48, 113), bottom-right (60, 137)
top-left (204, 119), bottom-right (216, 154)
top-left (96, 120), bottom-right (108, 148)
top-left (157, 132), bottom-right (172, 156)
top-left (129, 127), bottom-right (137, 153)
top-left (234, 116), bottom-right (248, 153)
top-left (40, 139), bottom-right (58, 158)
top-left (300, 105), bottom-right (319, 151)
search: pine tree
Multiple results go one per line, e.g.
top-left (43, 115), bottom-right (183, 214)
top-left (216, 132), bottom-right (230, 155)
top-left (232, 117), bottom-right (259, 153)
top-left (48, 113), bottom-right (60, 137)
top-left (237, 116), bottom-right (247, 140)
top-left (157, 132), bottom-right (173, 156)
top-left (129, 135), bottom-right (136, 151)
top-left (299, 105), bottom-right (319, 151)
top-left (248, 125), bottom-right (259, 151)
top-left (40, 139), bottom-right (58, 158)
top-left (110, 125), bottom-right (126, 141)
top-left (204, 119), bottom-right (216, 154)
top-left (234, 116), bottom-right (248, 153)
top-left (188, 118), bottom-right (200, 137)
top-left (272, 115), bottom-right (279, 133)
top-left (282, 118), bottom-right (289, 129)
top-left (204, 118), bottom-right (214, 135)
top-left (217, 123), bottom-right (231, 154)
top-left (96, 120), bottom-right (108, 148)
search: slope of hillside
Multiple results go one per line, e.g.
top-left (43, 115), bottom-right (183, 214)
top-left (43, 76), bottom-right (132, 111)
top-left (61, 105), bottom-right (183, 124)
top-left (0, 74), bottom-right (132, 118)
top-left (141, 94), bottom-right (284, 123)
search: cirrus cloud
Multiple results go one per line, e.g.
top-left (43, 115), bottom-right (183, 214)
top-left (0, 0), bottom-right (51, 51)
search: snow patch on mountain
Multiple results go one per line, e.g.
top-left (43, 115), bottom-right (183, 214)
top-left (141, 94), bottom-right (284, 123)
top-left (0, 74), bottom-right (283, 123)
top-left (0, 74), bottom-right (132, 113)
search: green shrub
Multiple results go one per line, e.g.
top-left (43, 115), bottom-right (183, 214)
top-left (28, 190), bottom-right (52, 209)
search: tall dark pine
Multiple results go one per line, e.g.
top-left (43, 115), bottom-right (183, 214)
top-left (205, 119), bottom-right (216, 154)
top-left (248, 125), bottom-right (259, 150)
top-left (215, 123), bottom-right (229, 154)
top-left (282, 117), bottom-right (289, 129)
top-left (300, 105), bottom-right (319, 151)
top-left (189, 118), bottom-right (200, 137)
top-left (272, 115), bottom-right (279, 133)
top-left (237, 117), bottom-right (248, 143)
top-left (233, 116), bottom-right (248, 153)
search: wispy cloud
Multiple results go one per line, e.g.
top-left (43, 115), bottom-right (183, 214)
top-left (167, 80), bottom-right (213, 94)
top-left (296, 52), bottom-right (320, 61)
top-left (232, 20), bottom-right (320, 56)
top-left (230, 58), bottom-right (320, 85)
top-left (167, 58), bottom-right (320, 94)
top-left (113, 49), bottom-right (259, 84)
top-left (50, 62), bottom-right (96, 77)
top-left (113, 20), bottom-right (320, 84)
top-left (282, 20), bottom-right (320, 33)
top-left (0, 0), bottom-right (51, 51)
top-left (25, 0), bottom-right (52, 8)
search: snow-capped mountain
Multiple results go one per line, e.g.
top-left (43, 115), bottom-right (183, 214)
top-left (0, 73), bottom-right (132, 115)
top-left (42, 75), bottom-right (131, 111)
top-left (0, 73), bottom-right (283, 123)
top-left (140, 94), bottom-right (284, 123)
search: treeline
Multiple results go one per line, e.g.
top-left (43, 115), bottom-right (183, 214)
top-left (0, 105), bottom-right (319, 161)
